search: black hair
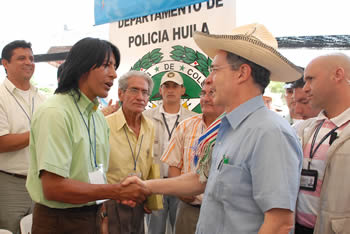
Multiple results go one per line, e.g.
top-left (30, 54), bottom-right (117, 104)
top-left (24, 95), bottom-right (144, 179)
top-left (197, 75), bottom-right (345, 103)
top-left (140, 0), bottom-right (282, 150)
top-left (1, 40), bottom-right (33, 74)
top-left (292, 67), bottom-right (305, 89)
top-left (226, 52), bottom-right (270, 94)
top-left (1, 40), bottom-right (33, 62)
top-left (292, 78), bottom-right (305, 89)
top-left (54, 37), bottom-right (120, 100)
top-left (57, 62), bottom-right (65, 83)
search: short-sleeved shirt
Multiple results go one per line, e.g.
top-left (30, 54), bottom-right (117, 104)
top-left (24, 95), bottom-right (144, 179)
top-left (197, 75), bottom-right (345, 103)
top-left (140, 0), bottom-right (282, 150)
top-left (106, 108), bottom-right (154, 183)
top-left (161, 114), bottom-right (205, 204)
top-left (161, 114), bottom-right (205, 174)
top-left (196, 95), bottom-right (303, 234)
top-left (0, 78), bottom-right (46, 174)
top-left (26, 92), bottom-right (110, 209)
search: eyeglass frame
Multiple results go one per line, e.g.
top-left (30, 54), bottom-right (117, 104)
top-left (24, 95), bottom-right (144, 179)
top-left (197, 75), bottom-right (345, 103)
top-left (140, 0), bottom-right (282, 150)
top-left (124, 87), bottom-right (150, 97)
top-left (199, 89), bottom-right (215, 98)
top-left (209, 64), bottom-right (235, 74)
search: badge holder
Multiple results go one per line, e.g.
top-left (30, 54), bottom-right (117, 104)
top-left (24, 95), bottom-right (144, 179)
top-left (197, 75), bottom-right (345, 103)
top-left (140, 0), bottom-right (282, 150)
top-left (88, 164), bottom-right (108, 204)
top-left (300, 169), bottom-right (318, 191)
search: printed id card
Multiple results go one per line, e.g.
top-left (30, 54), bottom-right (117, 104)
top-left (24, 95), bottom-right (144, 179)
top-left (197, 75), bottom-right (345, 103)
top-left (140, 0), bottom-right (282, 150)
top-left (300, 169), bottom-right (318, 191)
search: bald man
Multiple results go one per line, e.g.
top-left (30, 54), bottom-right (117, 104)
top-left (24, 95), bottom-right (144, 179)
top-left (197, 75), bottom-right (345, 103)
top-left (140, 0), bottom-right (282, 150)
top-left (295, 53), bottom-right (350, 234)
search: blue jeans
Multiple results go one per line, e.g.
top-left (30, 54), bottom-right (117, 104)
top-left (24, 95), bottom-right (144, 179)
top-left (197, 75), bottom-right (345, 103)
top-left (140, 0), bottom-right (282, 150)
top-left (148, 195), bottom-right (179, 234)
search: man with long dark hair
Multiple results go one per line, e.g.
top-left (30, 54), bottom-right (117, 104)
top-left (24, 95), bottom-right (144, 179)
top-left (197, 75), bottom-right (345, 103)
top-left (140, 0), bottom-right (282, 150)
top-left (26, 37), bottom-right (150, 234)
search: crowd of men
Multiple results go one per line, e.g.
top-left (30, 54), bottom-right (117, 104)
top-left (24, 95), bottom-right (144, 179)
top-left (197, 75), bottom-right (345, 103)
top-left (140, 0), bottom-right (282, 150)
top-left (1, 22), bottom-right (350, 234)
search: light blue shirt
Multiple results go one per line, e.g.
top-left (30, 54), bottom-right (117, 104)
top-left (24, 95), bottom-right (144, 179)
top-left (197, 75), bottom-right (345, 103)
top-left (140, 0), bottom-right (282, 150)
top-left (196, 95), bottom-right (303, 234)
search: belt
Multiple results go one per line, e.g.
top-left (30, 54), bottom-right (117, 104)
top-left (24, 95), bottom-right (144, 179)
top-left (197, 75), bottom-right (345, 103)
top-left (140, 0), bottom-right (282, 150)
top-left (189, 204), bottom-right (201, 208)
top-left (36, 203), bottom-right (100, 213)
top-left (295, 222), bottom-right (314, 234)
top-left (0, 170), bottom-right (27, 179)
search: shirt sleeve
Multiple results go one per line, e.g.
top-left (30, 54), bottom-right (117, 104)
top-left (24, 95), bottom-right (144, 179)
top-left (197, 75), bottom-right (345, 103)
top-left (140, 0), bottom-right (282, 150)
top-left (31, 107), bottom-right (73, 178)
top-left (250, 128), bottom-right (303, 213)
top-left (0, 100), bottom-right (9, 136)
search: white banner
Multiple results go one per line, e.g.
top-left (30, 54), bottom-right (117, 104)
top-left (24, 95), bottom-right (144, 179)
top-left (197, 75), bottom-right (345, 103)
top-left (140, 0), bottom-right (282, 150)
top-left (109, 0), bottom-right (236, 111)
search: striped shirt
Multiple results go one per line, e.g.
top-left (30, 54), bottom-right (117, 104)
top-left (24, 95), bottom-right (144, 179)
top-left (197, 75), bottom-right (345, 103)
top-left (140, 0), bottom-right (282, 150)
top-left (296, 110), bottom-right (350, 228)
top-left (161, 114), bottom-right (205, 174)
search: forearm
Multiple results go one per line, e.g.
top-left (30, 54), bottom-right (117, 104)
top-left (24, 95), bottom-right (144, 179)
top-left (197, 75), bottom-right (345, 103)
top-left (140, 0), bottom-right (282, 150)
top-left (258, 208), bottom-right (294, 234)
top-left (0, 132), bottom-right (30, 153)
top-left (41, 171), bottom-right (121, 204)
top-left (146, 172), bottom-right (205, 197)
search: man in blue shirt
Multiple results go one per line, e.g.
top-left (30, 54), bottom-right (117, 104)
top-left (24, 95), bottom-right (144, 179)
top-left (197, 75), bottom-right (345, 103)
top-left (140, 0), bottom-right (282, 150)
top-left (124, 23), bottom-right (304, 234)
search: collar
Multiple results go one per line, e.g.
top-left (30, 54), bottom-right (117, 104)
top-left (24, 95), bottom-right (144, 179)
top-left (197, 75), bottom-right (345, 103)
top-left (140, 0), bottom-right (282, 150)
top-left (112, 108), bottom-right (150, 132)
top-left (113, 108), bottom-right (128, 131)
top-left (72, 91), bottom-right (99, 116)
top-left (224, 95), bottom-right (265, 130)
top-left (160, 104), bottom-right (181, 115)
top-left (4, 78), bottom-right (37, 93)
top-left (316, 108), bottom-right (350, 127)
top-left (330, 107), bottom-right (350, 127)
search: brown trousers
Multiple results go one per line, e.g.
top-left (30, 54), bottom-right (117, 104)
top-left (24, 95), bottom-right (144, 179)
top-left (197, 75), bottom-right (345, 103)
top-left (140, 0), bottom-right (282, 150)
top-left (105, 200), bottom-right (144, 234)
top-left (32, 203), bottom-right (101, 234)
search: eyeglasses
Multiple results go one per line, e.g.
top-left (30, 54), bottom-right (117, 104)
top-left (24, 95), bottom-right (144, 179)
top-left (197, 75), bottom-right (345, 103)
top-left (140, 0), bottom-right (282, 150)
top-left (125, 88), bottom-right (149, 97)
top-left (209, 64), bottom-right (234, 73)
top-left (199, 90), bottom-right (215, 98)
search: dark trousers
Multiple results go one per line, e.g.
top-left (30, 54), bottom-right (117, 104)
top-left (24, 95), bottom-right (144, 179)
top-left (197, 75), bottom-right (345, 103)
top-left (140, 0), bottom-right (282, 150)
top-left (295, 222), bottom-right (314, 234)
top-left (105, 200), bottom-right (145, 234)
top-left (32, 203), bottom-right (101, 234)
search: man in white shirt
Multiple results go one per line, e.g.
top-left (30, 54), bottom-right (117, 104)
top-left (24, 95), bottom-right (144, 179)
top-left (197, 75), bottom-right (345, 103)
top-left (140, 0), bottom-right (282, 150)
top-left (144, 71), bottom-right (196, 234)
top-left (0, 40), bottom-right (46, 233)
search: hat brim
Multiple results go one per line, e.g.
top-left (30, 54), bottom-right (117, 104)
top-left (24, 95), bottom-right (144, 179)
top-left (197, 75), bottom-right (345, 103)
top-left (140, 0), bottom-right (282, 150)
top-left (193, 32), bottom-right (303, 82)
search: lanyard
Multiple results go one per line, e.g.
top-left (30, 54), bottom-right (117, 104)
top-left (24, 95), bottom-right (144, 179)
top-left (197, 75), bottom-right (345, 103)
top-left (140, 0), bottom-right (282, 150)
top-left (72, 95), bottom-right (97, 169)
top-left (308, 119), bottom-right (339, 169)
top-left (5, 86), bottom-right (34, 124)
top-left (161, 113), bottom-right (180, 140)
top-left (123, 126), bottom-right (143, 171)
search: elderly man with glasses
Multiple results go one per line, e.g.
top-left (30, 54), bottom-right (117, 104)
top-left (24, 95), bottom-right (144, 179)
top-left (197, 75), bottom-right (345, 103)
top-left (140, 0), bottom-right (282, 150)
top-left (103, 70), bottom-right (155, 234)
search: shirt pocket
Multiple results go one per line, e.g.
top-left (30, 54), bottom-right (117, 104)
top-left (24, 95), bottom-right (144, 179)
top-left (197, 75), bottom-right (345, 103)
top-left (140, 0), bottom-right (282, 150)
top-left (215, 164), bottom-right (248, 202)
top-left (331, 217), bottom-right (350, 233)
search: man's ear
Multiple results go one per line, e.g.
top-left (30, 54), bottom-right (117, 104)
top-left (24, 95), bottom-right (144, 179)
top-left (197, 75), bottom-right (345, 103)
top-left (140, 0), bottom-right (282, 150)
top-left (2, 59), bottom-right (9, 71)
top-left (237, 64), bottom-right (251, 84)
top-left (333, 67), bottom-right (345, 83)
top-left (118, 88), bottom-right (124, 102)
top-left (181, 85), bottom-right (186, 96)
top-left (159, 87), bottom-right (163, 97)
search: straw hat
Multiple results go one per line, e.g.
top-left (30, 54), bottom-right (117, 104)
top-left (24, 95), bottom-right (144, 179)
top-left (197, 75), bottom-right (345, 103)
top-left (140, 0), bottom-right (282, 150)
top-left (193, 23), bottom-right (302, 82)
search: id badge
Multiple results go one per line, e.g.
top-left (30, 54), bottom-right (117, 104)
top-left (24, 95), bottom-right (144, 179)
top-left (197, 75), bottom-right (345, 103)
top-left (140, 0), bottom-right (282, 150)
top-left (88, 165), bottom-right (108, 204)
top-left (300, 169), bottom-right (318, 191)
top-left (88, 170), bottom-right (106, 185)
top-left (128, 171), bottom-right (142, 178)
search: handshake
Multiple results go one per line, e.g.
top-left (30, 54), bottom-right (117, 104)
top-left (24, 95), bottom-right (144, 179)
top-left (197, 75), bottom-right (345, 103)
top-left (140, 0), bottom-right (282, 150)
top-left (115, 176), bottom-right (153, 207)
top-left (114, 172), bottom-right (203, 207)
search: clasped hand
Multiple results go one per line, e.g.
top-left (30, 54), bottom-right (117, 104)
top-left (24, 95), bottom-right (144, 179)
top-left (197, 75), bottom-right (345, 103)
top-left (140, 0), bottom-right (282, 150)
top-left (116, 176), bottom-right (150, 207)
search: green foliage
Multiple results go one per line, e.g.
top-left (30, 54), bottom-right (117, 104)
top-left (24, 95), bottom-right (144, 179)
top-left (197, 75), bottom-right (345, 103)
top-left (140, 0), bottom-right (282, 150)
top-left (170, 45), bottom-right (212, 76)
top-left (131, 48), bottom-right (163, 71)
top-left (268, 81), bottom-right (284, 94)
